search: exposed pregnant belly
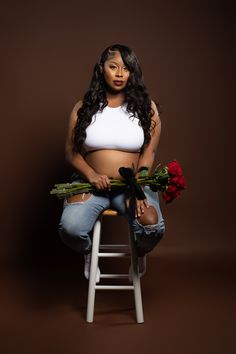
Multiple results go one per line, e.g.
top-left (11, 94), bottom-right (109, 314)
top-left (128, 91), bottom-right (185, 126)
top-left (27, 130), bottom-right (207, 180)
top-left (85, 150), bottom-right (140, 179)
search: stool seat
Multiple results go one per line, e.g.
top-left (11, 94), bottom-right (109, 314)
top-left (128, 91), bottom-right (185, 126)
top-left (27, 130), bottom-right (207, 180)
top-left (102, 209), bottom-right (119, 216)
top-left (86, 209), bottom-right (144, 323)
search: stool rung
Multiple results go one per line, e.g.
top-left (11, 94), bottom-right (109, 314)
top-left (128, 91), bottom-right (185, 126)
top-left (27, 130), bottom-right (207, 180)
top-left (99, 244), bottom-right (129, 250)
top-left (98, 252), bottom-right (130, 257)
top-left (95, 285), bottom-right (134, 290)
top-left (100, 274), bottom-right (129, 279)
top-left (86, 213), bottom-right (144, 323)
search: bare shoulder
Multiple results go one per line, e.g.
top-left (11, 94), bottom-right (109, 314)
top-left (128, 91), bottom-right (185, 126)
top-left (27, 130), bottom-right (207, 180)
top-left (71, 99), bottom-right (83, 115)
top-left (65, 100), bottom-right (83, 149)
top-left (151, 99), bottom-right (161, 125)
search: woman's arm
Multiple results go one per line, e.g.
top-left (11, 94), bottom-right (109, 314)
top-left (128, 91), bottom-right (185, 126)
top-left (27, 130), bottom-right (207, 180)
top-left (65, 101), bottom-right (110, 190)
top-left (134, 100), bottom-right (161, 217)
top-left (136, 100), bottom-right (161, 177)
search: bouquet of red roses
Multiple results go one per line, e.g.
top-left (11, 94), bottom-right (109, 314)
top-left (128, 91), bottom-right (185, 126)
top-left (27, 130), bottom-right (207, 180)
top-left (50, 159), bottom-right (186, 203)
top-left (161, 160), bottom-right (187, 203)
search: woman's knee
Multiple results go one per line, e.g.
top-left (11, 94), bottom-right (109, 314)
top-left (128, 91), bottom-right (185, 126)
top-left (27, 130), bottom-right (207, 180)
top-left (132, 211), bottom-right (165, 256)
top-left (58, 212), bottom-right (91, 240)
top-left (58, 218), bottom-right (92, 253)
top-left (59, 202), bottom-right (96, 238)
top-left (59, 218), bottom-right (79, 238)
top-left (137, 205), bottom-right (158, 226)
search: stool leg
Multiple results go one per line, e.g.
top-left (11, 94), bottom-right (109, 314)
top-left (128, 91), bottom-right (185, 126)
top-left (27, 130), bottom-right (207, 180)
top-left (129, 231), bottom-right (144, 323)
top-left (86, 218), bottom-right (101, 323)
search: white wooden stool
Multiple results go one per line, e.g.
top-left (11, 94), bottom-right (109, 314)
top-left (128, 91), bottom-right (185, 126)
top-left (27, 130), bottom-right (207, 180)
top-left (86, 209), bottom-right (144, 323)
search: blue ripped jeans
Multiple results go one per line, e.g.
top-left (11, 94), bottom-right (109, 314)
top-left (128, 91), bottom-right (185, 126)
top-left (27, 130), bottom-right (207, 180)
top-left (58, 181), bottom-right (165, 256)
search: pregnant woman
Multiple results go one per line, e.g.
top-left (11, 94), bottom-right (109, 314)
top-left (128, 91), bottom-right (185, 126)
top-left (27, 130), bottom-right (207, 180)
top-left (58, 44), bottom-right (165, 282)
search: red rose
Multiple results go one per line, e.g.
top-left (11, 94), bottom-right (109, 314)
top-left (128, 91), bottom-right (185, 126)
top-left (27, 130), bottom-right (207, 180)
top-left (167, 184), bottom-right (179, 194)
top-left (162, 184), bottom-right (181, 203)
top-left (162, 192), bottom-right (173, 203)
top-left (155, 159), bottom-right (187, 203)
top-left (167, 160), bottom-right (183, 176)
top-left (171, 176), bottom-right (187, 189)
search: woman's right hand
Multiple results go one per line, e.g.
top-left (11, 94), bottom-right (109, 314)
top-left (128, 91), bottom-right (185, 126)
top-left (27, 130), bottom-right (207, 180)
top-left (88, 172), bottom-right (111, 190)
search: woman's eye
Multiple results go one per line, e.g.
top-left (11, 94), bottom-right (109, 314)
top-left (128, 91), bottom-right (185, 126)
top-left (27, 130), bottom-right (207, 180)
top-left (109, 65), bottom-right (129, 72)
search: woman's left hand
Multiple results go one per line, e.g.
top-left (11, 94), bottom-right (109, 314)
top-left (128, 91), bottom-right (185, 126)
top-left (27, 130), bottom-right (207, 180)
top-left (135, 198), bottom-right (149, 218)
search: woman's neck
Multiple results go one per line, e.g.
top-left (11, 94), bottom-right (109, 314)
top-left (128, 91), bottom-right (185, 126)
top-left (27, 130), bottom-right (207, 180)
top-left (106, 91), bottom-right (125, 107)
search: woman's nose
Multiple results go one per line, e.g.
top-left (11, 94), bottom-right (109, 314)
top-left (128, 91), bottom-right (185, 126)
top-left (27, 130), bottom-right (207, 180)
top-left (116, 68), bottom-right (123, 77)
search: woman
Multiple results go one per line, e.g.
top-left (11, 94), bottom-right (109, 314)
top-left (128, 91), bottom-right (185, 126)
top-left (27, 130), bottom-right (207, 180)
top-left (58, 44), bottom-right (165, 282)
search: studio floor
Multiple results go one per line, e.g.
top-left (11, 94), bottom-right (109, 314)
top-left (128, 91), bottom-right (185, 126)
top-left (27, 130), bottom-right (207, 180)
top-left (0, 249), bottom-right (235, 354)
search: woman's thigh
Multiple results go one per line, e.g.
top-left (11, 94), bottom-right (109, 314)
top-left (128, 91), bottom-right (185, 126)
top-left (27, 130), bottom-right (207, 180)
top-left (58, 191), bottom-right (110, 237)
top-left (110, 186), bottom-right (164, 223)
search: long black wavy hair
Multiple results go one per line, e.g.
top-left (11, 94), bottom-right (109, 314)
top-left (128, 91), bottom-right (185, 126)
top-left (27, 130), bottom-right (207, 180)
top-left (72, 44), bottom-right (162, 154)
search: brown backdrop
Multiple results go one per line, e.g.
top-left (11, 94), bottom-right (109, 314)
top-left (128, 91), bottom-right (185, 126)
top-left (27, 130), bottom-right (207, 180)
top-left (0, 0), bottom-right (234, 353)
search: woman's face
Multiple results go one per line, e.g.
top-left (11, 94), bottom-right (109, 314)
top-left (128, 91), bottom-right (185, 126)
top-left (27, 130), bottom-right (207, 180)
top-left (102, 51), bottom-right (130, 91)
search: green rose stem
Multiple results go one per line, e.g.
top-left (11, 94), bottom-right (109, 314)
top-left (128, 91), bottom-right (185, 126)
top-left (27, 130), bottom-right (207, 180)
top-left (50, 165), bottom-right (170, 200)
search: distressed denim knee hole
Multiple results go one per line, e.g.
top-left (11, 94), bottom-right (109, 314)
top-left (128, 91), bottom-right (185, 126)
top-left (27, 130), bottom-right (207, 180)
top-left (131, 219), bottom-right (165, 256)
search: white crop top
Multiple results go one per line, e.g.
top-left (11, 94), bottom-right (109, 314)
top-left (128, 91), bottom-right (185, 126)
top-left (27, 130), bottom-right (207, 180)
top-left (83, 103), bottom-right (145, 152)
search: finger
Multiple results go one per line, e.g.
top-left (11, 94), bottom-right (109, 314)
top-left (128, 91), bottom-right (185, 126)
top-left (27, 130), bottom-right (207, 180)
top-left (97, 176), bottom-right (106, 190)
top-left (106, 177), bottom-right (111, 190)
top-left (100, 175), bottom-right (109, 190)
top-left (144, 198), bottom-right (149, 208)
top-left (140, 200), bottom-right (145, 214)
top-left (101, 179), bottom-right (107, 190)
top-left (137, 200), bottom-right (146, 216)
top-left (98, 178), bottom-right (106, 190)
top-left (136, 200), bottom-right (142, 218)
top-left (96, 182), bottom-right (102, 190)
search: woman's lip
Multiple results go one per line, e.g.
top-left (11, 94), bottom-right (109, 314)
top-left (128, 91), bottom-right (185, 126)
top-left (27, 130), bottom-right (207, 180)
top-left (113, 81), bottom-right (124, 85)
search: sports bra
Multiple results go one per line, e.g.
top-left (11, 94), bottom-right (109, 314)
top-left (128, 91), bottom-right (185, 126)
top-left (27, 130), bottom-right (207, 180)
top-left (83, 103), bottom-right (145, 153)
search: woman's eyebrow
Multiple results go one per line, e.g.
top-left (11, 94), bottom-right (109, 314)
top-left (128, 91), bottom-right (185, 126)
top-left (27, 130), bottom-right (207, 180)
top-left (109, 61), bottom-right (126, 66)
